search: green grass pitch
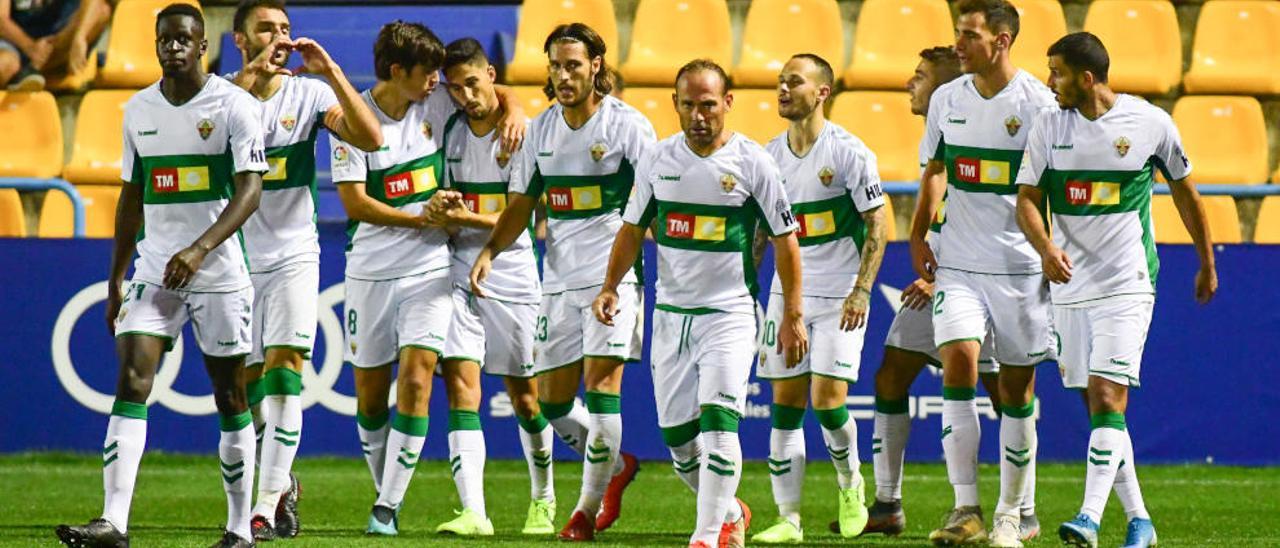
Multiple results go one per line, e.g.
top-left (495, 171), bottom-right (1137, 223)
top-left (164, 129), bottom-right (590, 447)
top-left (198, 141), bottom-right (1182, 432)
top-left (2, 453), bottom-right (1277, 546)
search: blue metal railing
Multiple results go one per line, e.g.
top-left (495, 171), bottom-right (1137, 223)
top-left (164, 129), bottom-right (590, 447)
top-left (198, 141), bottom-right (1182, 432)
top-left (0, 178), bottom-right (85, 237)
top-left (879, 182), bottom-right (1280, 197)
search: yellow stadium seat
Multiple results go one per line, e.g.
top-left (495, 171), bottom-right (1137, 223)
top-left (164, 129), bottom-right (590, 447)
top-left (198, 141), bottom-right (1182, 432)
top-left (1009, 0), bottom-right (1067, 83)
top-left (1171, 96), bottom-right (1268, 185)
top-left (735, 0), bottom-right (844, 88)
top-left (620, 87), bottom-right (682, 140)
top-left (0, 189), bottom-right (25, 237)
top-left (1183, 1), bottom-right (1280, 94)
top-left (510, 85), bottom-right (556, 118)
top-left (97, 0), bottom-right (202, 88)
top-left (38, 185), bottom-right (121, 238)
top-left (726, 89), bottom-right (787, 144)
top-left (65, 90), bottom-right (135, 185)
top-left (620, 0), bottom-right (733, 86)
top-left (1273, 165), bottom-right (1280, 184)
top-left (0, 91), bottom-right (63, 179)
top-left (504, 0), bottom-right (619, 85)
top-left (1083, 0), bottom-right (1181, 95)
top-left (1151, 194), bottom-right (1241, 244)
top-left (1254, 196), bottom-right (1280, 244)
top-left (829, 91), bottom-right (923, 182)
top-left (843, 0), bottom-right (952, 90)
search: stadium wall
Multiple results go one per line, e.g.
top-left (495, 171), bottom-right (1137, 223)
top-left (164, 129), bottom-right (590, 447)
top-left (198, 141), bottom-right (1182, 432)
top-left (4, 227), bottom-right (1276, 465)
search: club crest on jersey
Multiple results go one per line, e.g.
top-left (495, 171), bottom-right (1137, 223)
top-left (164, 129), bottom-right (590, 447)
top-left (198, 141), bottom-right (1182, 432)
top-left (589, 142), bottom-right (607, 162)
top-left (1004, 115), bottom-right (1022, 137)
top-left (1114, 136), bottom-right (1131, 158)
top-left (720, 174), bottom-right (737, 192)
top-left (279, 114), bottom-right (296, 132)
top-left (818, 166), bottom-right (835, 186)
top-left (422, 121), bottom-right (433, 140)
top-left (196, 118), bottom-right (214, 140)
top-left (496, 149), bottom-right (511, 168)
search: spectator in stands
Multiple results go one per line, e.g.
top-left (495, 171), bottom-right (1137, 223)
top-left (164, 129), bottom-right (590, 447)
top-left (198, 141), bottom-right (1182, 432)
top-left (0, 0), bottom-right (114, 91)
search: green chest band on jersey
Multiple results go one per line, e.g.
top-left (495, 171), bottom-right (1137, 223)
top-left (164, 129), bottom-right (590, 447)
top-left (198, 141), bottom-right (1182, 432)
top-left (261, 126), bottom-right (320, 192)
top-left (791, 195), bottom-right (867, 249)
top-left (524, 159), bottom-right (635, 220)
top-left (136, 152), bottom-right (235, 205)
top-left (943, 143), bottom-right (1024, 196)
top-left (364, 152), bottom-right (444, 207)
top-left (1041, 165), bottom-right (1155, 216)
top-left (653, 199), bottom-right (756, 253)
top-left (452, 181), bottom-right (510, 215)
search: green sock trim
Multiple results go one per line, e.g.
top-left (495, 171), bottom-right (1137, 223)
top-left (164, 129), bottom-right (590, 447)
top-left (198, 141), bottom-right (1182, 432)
top-left (942, 386), bottom-right (976, 401)
top-left (771, 404), bottom-right (806, 430)
top-left (246, 379), bottom-right (266, 407)
top-left (262, 367), bottom-right (302, 396)
top-left (539, 399), bottom-right (574, 420)
top-left (111, 400), bottom-right (148, 420)
top-left (662, 418), bottom-right (701, 447)
top-left (448, 410), bottom-right (482, 431)
top-left (356, 410), bottom-right (389, 431)
top-left (392, 413), bottom-right (429, 436)
top-left (875, 396), bottom-right (909, 415)
top-left (1001, 398), bottom-right (1037, 419)
top-left (584, 391), bottom-right (621, 414)
top-left (699, 405), bottom-right (741, 433)
top-left (517, 412), bottom-right (550, 433)
top-left (219, 410), bottom-right (253, 432)
top-left (1090, 412), bottom-right (1127, 431)
top-left (814, 405), bottom-right (850, 430)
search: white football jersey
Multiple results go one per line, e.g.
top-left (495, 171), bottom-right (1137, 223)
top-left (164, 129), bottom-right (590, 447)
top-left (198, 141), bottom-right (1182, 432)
top-left (226, 74), bottom-right (338, 273)
top-left (766, 122), bottom-right (885, 298)
top-left (923, 70), bottom-right (1057, 274)
top-left (329, 89), bottom-right (454, 281)
top-left (442, 112), bottom-right (540, 304)
top-left (510, 95), bottom-right (656, 293)
top-left (120, 76), bottom-right (268, 292)
top-left (624, 133), bottom-right (799, 315)
top-left (1015, 94), bottom-right (1192, 306)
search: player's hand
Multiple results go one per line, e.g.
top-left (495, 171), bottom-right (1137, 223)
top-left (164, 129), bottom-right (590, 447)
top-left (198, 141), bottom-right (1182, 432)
top-left (27, 37), bottom-right (53, 70)
top-left (777, 310), bottom-right (808, 368)
top-left (246, 36), bottom-right (293, 78)
top-left (163, 244), bottom-right (208, 290)
top-left (909, 238), bottom-right (937, 283)
top-left (901, 278), bottom-right (934, 310)
top-left (470, 248), bottom-right (493, 298)
top-left (494, 108), bottom-right (527, 154)
top-left (291, 37), bottom-right (336, 76)
top-left (105, 284), bottom-right (124, 336)
top-left (592, 287), bottom-right (620, 326)
top-left (423, 190), bottom-right (463, 227)
top-left (840, 288), bottom-right (870, 331)
top-left (1042, 245), bottom-right (1073, 284)
top-left (1195, 265), bottom-right (1218, 304)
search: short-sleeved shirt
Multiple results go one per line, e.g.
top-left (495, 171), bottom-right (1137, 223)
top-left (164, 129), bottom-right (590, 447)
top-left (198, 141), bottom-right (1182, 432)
top-left (624, 133), bottom-right (799, 315)
top-left (226, 74), bottom-right (338, 273)
top-left (510, 95), bottom-right (656, 293)
top-left (442, 112), bottom-right (541, 304)
top-left (1015, 94), bottom-right (1192, 306)
top-left (923, 70), bottom-right (1057, 274)
top-left (766, 122), bottom-right (885, 298)
top-left (329, 89), bottom-right (454, 281)
top-left (121, 76), bottom-right (268, 292)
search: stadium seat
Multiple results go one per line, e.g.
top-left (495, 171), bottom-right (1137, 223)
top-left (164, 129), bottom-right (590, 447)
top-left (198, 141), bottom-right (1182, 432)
top-left (97, 0), bottom-right (202, 88)
top-left (828, 91), bottom-right (922, 183)
top-left (64, 90), bottom-right (134, 185)
top-left (510, 85), bottom-right (555, 118)
top-left (0, 91), bottom-right (63, 179)
top-left (0, 189), bottom-right (24, 237)
top-left (1171, 96), bottom-right (1269, 185)
top-left (46, 57), bottom-right (98, 93)
top-left (1183, 1), bottom-right (1280, 94)
top-left (726, 89), bottom-right (787, 145)
top-left (843, 0), bottom-right (952, 90)
top-left (38, 185), bottom-right (120, 238)
top-left (620, 0), bottom-right (733, 86)
top-left (735, 0), bottom-right (845, 87)
top-left (1008, 0), bottom-right (1067, 83)
top-left (504, 0), bottom-right (619, 84)
top-left (620, 87), bottom-right (681, 139)
top-left (1082, 0), bottom-right (1181, 95)
top-left (1254, 196), bottom-right (1280, 244)
top-left (1151, 194), bottom-right (1241, 244)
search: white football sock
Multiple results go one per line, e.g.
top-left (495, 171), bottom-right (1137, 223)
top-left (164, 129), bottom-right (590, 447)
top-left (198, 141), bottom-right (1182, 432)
top-left (1113, 427), bottom-right (1150, 520)
top-left (942, 389), bottom-right (981, 508)
top-left (101, 401), bottom-right (148, 533)
top-left (375, 414), bottom-right (428, 510)
top-left (1081, 414), bottom-right (1128, 523)
top-left (252, 370), bottom-right (303, 521)
top-left (356, 411), bottom-right (390, 491)
top-left (218, 411), bottom-right (256, 540)
top-left (693, 430), bottom-right (741, 546)
top-left (873, 398), bottom-right (911, 503)
top-left (518, 413), bottom-right (555, 502)
top-left (817, 406), bottom-right (860, 490)
top-left (448, 410), bottom-right (487, 518)
top-left (668, 433), bottom-right (703, 494)
top-left (573, 392), bottom-right (621, 517)
top-left (996, 400), bottom-right (1037, 517)
top-left (768, 425), bottom-right (805, 525)
top-left (542, 399), bottom-right (589, 454)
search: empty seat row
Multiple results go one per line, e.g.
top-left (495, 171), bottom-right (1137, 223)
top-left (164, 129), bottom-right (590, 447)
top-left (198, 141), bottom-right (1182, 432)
top-left (506, 0), bottom-right (1280, 96)
top-left (0, 186), bottom-right (120, 238)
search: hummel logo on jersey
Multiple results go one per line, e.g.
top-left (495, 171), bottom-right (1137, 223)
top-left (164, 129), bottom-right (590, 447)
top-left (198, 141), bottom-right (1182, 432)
top-left (716, 392), bottom-right (737, 403)
top-left (217, 340), bottom-right (237, 347)
top-left (1052, 144), bottom-right (1074, 150)
top-left (865, 182), bottom-right (883, 201)
top-left (658, 174), bottom-right (681, 181)
top-left (666, 213), bottom-right (726, 241)
top-left (295, 332), bottom-right (311, 339)
top-left (1004, 115), bottom-right (1022, 137)
top-left (151, 166), bottom-right (210, 193)
top-left (947, 117), bottom-right (967, 125)
top-left (834, 360), bottom-right (853, 369)
top-left (955, 157), bottom-right (1010, 185)
top-left (1114, 136), bottom-right (1131, 158)
top-left (607, 342), bottom-right (626, 348)
top-left (446, 157), bottom-right (462, 163)
top-left (138, 129), bottom-right (158, 136)
top-left (537, 151), bottom-right (554, 157)
top-left (1110, 358), bottom-right (1131, 366)
top-left (1065, 180), bottom-right (1120, 206)
top-left (197, 118), bottom-right (214, 140)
